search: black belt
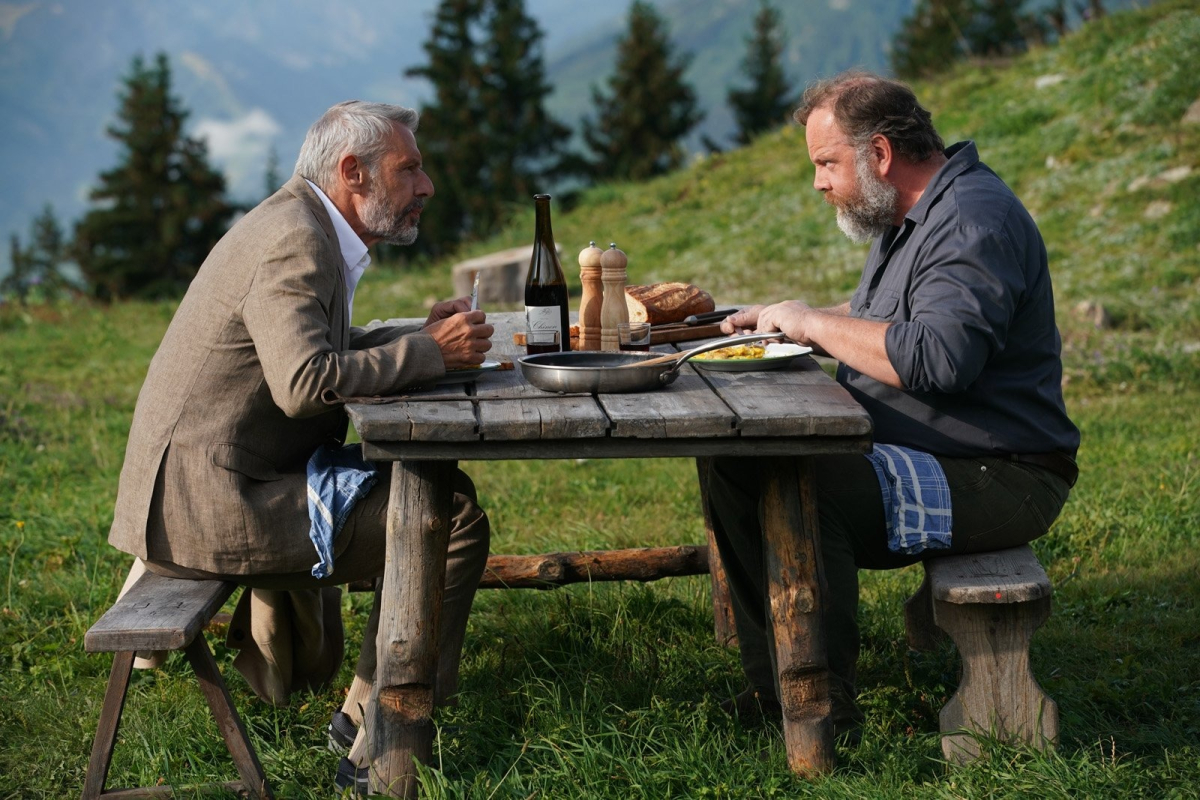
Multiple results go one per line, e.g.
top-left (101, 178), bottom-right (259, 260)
top-left (1009, 452), bottom-right (1078, 488)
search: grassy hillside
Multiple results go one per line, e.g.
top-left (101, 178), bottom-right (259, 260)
top-left (2, 2), bottom-right (1198, 797)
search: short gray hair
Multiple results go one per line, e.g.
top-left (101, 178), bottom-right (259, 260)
top-left (294, 101), bottom-right (420, 191)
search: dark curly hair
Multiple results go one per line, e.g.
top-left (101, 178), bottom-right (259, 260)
top-left (793, 71), bottom-right (944, 162)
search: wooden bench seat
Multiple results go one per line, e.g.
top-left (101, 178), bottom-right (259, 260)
top-left (82, 572), bottom-right (273, 799)
top-left (904, 544), bottom-right (1057, 762)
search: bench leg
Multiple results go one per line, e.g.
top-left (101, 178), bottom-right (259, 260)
top-left (934, 595), bottom-right (1059, 762)
top-left (82, 651), bottom-right (135, 800)
top-left (185, 637), bottom-right (274, 799)
top-left (903, 573), bottom-right (946, 652)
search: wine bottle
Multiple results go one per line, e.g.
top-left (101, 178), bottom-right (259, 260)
top-left (525, 194), bottom-right (571, 352)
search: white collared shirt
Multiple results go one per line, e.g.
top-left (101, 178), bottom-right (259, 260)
top-left (305, 179), bottom-right (370, 323)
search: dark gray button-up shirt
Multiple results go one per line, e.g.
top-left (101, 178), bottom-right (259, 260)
top-left (839, 141), bottom-right (1080, 458)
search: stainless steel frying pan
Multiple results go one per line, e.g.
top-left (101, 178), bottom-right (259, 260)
top-left (518, 333), bottom-right (783, 394)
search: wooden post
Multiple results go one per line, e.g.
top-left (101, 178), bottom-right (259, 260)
top-left (695, 457), bottom-right (738, 647)
top-left (367, 460), bottom-right (453, 798)
top-left (761, 456), bottom-right (834, 776)
top-left (480, 546), bottom-right (708, 588)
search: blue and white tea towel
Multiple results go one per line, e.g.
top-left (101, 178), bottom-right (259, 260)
top-left (306, 444), bottom-right (379, 578)
top-left (864, 444), bottom-right (953, 555)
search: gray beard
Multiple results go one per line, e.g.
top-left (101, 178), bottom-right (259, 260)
top-left (361, 191), bottom-right (422, 246)
top-left (835, 148), bottom-right (899, 244)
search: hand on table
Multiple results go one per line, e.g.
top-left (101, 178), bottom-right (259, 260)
top-left (425, 310), bottom-right (493, 369)
top-left (755, 300), bottom-right (819, 347)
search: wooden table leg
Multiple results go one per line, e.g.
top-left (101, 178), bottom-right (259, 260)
top-left (762, 456), bottom-right (835, 775)
top-left (368, 460), bottom-right (453, 798)
top-left (696, 457), bottom-right (738, 647)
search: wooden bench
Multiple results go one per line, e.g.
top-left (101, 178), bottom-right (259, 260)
top-left (82, 572), bottom-right (274, 799)
top-left (903, 544), bottom-right (1057, 762)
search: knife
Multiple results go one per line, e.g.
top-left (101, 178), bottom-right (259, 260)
top-left (683, 308), bottom-right (739, 326)
top-left (470, 272), bottom-right (480, 311)
top-left (651, 308), bottom-right (739, 330)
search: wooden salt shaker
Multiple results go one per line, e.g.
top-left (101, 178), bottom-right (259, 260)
top-left (600, 242), bottom-right (629, 351)
top-left (577, 241), bottom-right (604, 351)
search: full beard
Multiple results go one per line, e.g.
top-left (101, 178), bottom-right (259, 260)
top-left (831, 147), bottom-right (899, 244)
top-left (360, 192), bottom-right (424, 246)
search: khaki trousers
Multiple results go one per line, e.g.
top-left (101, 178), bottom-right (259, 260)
top-left (140, 466), bottom-right (490, 706)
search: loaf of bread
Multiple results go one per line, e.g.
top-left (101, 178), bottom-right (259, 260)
top-left (624, 283), bottom-right (715, 325)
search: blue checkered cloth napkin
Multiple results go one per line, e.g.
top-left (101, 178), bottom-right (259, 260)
top-left (864, 444), bottom-right (953, 555)
top-left (305, 444), bottom-right (379, 579)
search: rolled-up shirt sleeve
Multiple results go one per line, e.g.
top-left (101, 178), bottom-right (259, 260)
top-left (243, 227), bottom-right (444, 417)
top-left (885, 225), bottom-right (1025, 394)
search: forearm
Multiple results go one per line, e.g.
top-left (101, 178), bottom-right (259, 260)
top-left (806, 311), bottom-right (903, 388)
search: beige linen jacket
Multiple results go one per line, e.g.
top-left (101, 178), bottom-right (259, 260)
top-left (109, 174), bottom-right (445, 575)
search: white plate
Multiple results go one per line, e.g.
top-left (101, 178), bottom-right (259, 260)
top-left (436, 358), bottom-right (503, 385)
top-left (691, 343), bottom-right (813, 372)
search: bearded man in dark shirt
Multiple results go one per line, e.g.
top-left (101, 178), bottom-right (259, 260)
top-left (709, 71), bottom-right (1079, 736)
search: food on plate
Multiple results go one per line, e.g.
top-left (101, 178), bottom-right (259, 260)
top-left (625, 283), bottom-right (715, 325)
top-left (693, 344), bottom-right (767, 360)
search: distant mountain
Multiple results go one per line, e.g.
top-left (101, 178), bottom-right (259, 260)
top-left (0, 0), bottom-right (1143, 280)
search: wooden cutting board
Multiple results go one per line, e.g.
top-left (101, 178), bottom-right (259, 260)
top-left (649, 322), bottom-right (724, 345)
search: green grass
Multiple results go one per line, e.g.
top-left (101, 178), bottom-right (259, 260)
top-left (3, 1), bottom-right (1200, 797)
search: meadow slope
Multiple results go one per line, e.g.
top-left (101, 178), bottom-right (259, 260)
top-left (1, 2), bottom-right (1197, 797)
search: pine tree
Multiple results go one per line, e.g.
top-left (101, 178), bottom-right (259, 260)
top-left (1, 206), bottom-right (74, 302)
top-left (584, 1), bottom-right (703, 181)
top-left (479, 0), bottom-right (572, 224)
top-left (892, 0), bottom-right (1046, 79)
top-left (405, 0), bottom-right (569, 255)
top-left (892, 0), bottom-right (973, 79)
top-left (73, 53), bottom-right (235, 300)
top-left (728, 1), bottom-right (794, 146)
top-left (1, 234), bottom-right (31, 302)
top-left (263, 143), bottom-right (282, 200)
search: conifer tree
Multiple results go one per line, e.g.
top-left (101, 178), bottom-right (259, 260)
top-left (2, 206), bottom-right (74, 302)
top-left (728, 1), bottom-right (794, 146)
top-left (892, 0), bottom-right (1046, 79)
top-left (479, 0), bottom-right (572, 224)
top-left (406, 0), bottom-right (569, 255)
top-left (263, 143), bottom-right (282, 200)
top-left (584, 1), bottom-right (703, 181)
top-left (73, 53), bottom-right (234, 300)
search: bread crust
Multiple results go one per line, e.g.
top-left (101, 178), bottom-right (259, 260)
top-left (624, 283), bottom-right (715, 325)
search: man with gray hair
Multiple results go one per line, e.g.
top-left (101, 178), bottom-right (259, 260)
top-left (709, 72), bottom-right (1079, 740)
top-left (107, 101), bottom-right (492, 793)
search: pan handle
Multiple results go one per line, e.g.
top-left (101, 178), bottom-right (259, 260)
top-left (620, 332), bottom-right (790, 371)
top-left (662, 333), bottom-right (790, 376)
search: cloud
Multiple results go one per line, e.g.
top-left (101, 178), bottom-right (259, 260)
top-left (193, 109), bottom-right (283, 200)
top-left (0, 2), bottom-right (37, 39)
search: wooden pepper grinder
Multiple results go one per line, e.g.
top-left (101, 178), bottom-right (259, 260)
top-left (600, 242), bottom-right (629, 351)
top-left (577, 241), bottom-right (604, 351)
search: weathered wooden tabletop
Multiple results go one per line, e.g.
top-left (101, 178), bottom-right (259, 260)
top-left (347, 312), bottom-right (873, 459)
top-left (347, 311), bottom-right (874, 795)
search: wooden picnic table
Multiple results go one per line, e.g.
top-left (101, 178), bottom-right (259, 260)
top-left (345, 311), bottom-right (873, 796)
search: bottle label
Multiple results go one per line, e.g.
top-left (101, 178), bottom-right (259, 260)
top-left (525, 305), bottom-right (563, 338)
